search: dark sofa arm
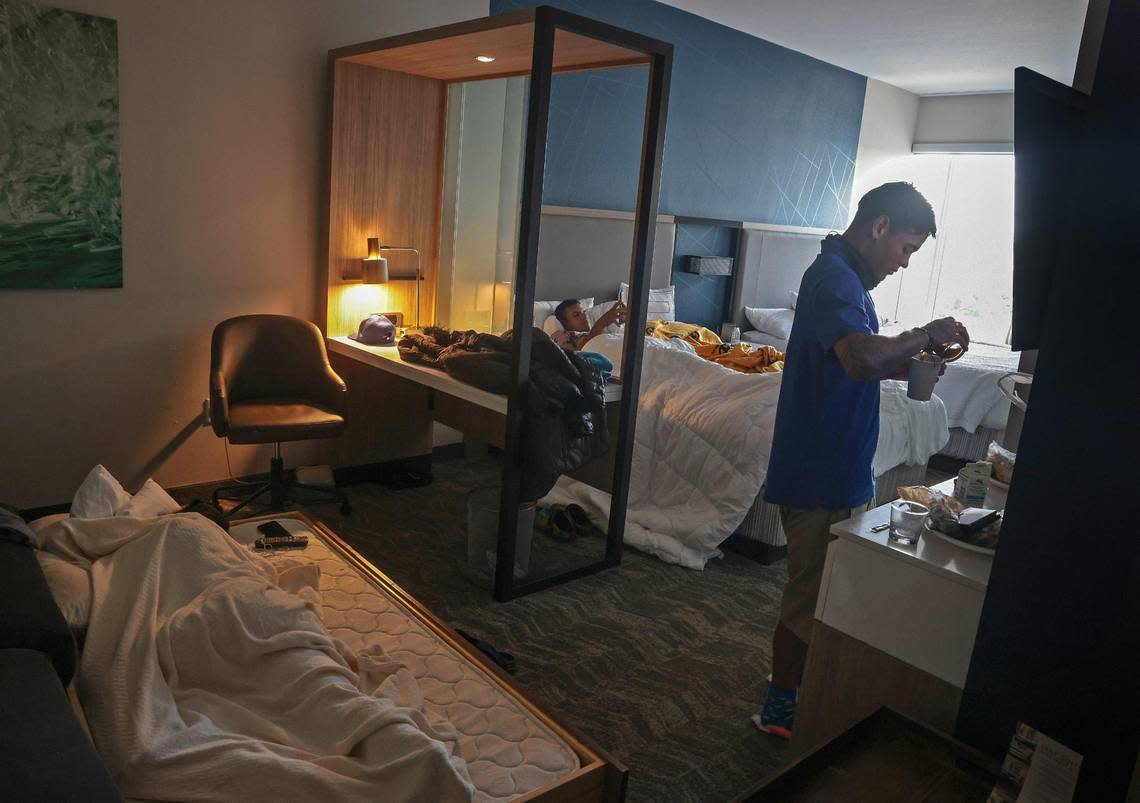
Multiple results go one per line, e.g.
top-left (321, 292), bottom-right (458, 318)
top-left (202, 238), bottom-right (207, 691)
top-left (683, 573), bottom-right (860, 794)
top-left (0, 649), bottom-right (122, 802)
top-left (0, 536), bottom-right (77, 686)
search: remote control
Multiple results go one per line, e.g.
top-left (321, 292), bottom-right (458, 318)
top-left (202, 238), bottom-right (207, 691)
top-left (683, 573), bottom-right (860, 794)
top-left (254, 534), bottom-right (309, 550)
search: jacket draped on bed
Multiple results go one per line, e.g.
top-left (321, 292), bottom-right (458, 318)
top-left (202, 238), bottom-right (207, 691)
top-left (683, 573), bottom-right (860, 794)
top-left (398, 327), bottom-right (608, 501)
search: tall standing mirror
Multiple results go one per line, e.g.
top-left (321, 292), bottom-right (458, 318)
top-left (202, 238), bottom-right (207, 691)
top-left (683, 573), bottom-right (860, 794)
top-left (322, 7), bottom-right (672, 600)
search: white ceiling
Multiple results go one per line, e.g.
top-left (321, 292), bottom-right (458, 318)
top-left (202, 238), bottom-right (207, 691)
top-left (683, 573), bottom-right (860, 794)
top-left (658, 0), bottom-right (1089, 95)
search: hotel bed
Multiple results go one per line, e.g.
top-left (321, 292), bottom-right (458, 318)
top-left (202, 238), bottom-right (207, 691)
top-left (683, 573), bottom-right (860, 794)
top-left (544, 331), bottom-right (948, 569)
top-left (30, 510), bottom-right (622, 802)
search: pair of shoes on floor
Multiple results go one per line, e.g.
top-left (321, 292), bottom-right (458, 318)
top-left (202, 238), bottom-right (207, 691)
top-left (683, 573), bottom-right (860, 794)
top-left (535, 503), bottom-right (592, 542)
top-left (752, 681), bottom-right (798, 740)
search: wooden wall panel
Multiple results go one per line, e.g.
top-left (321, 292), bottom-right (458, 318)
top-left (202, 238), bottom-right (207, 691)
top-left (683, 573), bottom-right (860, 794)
top-left (326, 62), bottom-right (446, 337)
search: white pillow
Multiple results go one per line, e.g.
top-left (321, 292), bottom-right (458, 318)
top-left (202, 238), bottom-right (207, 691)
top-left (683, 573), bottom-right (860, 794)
top-left (745, 306), bottom-right (795, 340)
top-left (118, 478), bottom-right (181, 518)
top-left (36, 551), bottom-right (92, 632)
top-left (29, 513), bottom-right (69, 536)
top-left (71, 464), bottom-right (131, 519)
top-left (789, 290), bottom-right (798, 310)
top-left (618, 283), bottom-right (675, 322)
top-left (542, 314), bottom-right (564, 335)
top-left (533, 297), bottom-right (593, 329)
top-left (587, 300), bottom-right (625, 334)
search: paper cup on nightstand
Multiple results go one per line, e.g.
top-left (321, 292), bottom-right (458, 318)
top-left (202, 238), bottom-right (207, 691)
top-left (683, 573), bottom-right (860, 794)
top-left (907, 354), bottom-right (942, 401)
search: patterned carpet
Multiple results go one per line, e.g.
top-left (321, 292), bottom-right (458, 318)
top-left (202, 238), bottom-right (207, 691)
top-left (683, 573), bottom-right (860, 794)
top-left (177, 455), bottom-right (793, 802)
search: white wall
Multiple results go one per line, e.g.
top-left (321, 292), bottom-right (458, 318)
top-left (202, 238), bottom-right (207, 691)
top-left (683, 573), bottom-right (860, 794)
top-left (851, 78), bottom-right (920, 205)
top-left (445, 80), bottom-right (508, 332)
top-left (438, 77), bottom-right (525, 335)
top-left (913, 93), bottom-right (1014, 149)
top-left (0, 0), bottom-right (487, 509)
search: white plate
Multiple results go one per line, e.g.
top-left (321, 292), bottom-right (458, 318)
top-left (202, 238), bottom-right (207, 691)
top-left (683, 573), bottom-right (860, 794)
top-left (922, 520), bottom-right (997, 556)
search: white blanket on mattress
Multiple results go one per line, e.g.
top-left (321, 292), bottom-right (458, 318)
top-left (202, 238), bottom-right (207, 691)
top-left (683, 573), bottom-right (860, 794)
top-left (555, 335), bottom-right (948, 569)
top-left (37, 514), bottom-right (474, 803)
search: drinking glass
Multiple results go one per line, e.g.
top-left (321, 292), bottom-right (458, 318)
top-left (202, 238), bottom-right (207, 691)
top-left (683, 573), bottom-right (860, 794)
top-left (889, 500), bottom-right (928, 545)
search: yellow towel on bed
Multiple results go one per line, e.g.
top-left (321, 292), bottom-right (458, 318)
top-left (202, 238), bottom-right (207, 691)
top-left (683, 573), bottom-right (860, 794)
top-left (645, 319), bottom-right (722, 346)
top-left (694, 342), bottom-right (785, 373)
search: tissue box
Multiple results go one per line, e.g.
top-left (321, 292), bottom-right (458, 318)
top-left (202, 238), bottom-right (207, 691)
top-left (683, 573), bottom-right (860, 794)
top-left (684, 256), bottom-right (734, 276)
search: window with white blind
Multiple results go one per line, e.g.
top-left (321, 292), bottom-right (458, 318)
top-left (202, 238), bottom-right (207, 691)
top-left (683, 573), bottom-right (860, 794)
top-left (860, 154), bottom-right (1014, 347)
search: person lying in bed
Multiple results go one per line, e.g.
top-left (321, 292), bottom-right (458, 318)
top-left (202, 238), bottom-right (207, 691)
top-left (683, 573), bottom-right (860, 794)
top-left (550, 298), bottom-right (627, 351)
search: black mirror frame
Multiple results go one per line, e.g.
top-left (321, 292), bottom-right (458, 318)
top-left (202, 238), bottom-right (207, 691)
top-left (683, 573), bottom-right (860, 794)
top-left (493, 6), bottom-right (673, 600)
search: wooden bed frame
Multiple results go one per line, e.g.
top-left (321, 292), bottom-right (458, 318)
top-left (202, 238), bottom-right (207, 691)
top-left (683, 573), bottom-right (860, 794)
top-left (236, 511), bottom-right (628, 803)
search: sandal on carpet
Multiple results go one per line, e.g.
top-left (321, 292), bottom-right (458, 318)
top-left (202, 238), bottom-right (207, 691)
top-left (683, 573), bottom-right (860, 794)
top-left (536, 505), bottom-right (575, 543)
top-left (562, 503), bottom-right (593, 535)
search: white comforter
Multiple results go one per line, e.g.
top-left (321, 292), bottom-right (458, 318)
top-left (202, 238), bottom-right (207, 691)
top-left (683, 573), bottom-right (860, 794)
top-left (37, 514), bottom-right (474, 803)
top-left (549, 334), bottom-right (947, 569)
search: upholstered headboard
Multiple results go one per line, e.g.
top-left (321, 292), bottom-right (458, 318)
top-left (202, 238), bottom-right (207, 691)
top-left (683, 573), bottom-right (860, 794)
top-left (534, 206), bottom-right (675, 303)
top-left (730, 224), bottom-right (830, 327)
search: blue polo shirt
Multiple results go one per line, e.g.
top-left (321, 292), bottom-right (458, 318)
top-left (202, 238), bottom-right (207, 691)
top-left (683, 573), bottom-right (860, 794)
top-left (764, 235), bottom-right (879, 510)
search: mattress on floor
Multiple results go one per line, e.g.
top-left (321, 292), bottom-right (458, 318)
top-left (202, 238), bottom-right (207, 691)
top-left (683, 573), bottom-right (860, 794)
top-left (245, 523), bottom-right (580, 802)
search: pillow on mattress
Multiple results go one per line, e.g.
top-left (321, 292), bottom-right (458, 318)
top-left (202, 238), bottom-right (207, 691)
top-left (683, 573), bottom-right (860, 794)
top-left (618, 283), bottom-right (674, 321)
top-left (542, 314), bottom-right (564, 335)
top-left (587, 300), bottom-right (625, 334)
top-left (118, 479), bottom-right (181, 518)
top-left (29, 513), bottom-right (69, 537)
top-left (36, 551), bottom-right (92, 633)
top-left (533, 297), bottom-right (593, 329)
top-left (71, 464), bottom-right (132, 519)
top-left (744, 306), bottom-right (795, 341)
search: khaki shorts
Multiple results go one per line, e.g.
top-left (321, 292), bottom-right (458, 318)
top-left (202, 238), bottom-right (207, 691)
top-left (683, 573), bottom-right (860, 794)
top-left (777, 502), bottom-right (872, 643)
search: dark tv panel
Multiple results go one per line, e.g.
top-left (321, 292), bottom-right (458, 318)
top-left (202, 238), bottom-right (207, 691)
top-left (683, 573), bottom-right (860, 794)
top-left (1010, 67), bottom-right (1089, 351)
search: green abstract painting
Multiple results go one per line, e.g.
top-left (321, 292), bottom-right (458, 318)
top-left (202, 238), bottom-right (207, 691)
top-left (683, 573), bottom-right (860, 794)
top-left (0, 2), bottom-right (121, 288)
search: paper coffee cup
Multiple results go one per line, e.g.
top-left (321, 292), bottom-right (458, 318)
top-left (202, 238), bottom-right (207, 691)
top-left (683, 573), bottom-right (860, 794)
top-left (907, 355), bottom-right (942, 401)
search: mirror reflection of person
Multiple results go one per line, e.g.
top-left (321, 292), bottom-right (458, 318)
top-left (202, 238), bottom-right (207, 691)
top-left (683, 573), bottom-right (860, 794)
top-left (550, 299), bottom-right (627, 351)
top-left (755, 182), bottom-right (970, 740)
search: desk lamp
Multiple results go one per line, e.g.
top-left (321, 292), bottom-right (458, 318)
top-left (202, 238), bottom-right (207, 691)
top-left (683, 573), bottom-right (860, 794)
top-left (360, 235), bottom-right (422, 332)
top-left (362, 237), bottom-right (389, 284)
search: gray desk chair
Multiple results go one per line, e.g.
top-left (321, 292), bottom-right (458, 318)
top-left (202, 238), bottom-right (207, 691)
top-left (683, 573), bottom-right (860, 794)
top-left (209, 314), bottom-right (351, 518)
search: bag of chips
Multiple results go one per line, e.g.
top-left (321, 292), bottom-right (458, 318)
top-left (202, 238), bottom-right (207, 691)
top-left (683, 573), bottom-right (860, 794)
top-left (987, 441), bottom-right (1016, 484)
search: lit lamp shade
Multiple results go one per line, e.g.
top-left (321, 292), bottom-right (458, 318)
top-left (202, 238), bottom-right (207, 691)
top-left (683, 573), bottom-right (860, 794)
top-left (362, 236), bottom-right (388, 284)
top-left (362, 256), bottom-right (388, 284)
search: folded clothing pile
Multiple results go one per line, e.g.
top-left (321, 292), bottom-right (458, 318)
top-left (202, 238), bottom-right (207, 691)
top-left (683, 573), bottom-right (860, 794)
top-left (399, 326), bottom-right (608, 501)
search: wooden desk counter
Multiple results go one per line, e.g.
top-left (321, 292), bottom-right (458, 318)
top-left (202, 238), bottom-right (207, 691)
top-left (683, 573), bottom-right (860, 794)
top-left (329, 336), bottom-right (622, 459)
top-left (329, 337), bottom-right (508, 413)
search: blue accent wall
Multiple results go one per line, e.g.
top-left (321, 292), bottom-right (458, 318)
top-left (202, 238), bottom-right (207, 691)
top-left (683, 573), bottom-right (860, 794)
top-left (671, 223), bottom-right (736, 330)
top-left (490, 0), bottom-right (866, 229)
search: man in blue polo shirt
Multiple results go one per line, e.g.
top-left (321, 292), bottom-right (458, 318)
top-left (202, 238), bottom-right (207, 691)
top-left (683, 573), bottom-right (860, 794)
top-left (755, 182), bottom-right (970, 738)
